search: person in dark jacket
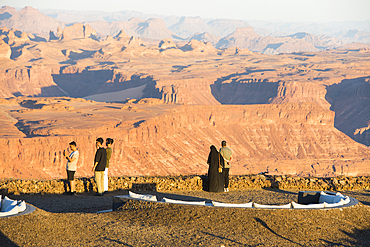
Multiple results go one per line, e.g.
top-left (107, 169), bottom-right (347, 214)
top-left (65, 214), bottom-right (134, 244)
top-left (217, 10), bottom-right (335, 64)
top-left (207, 145), bottom-right (224, 192)
top-left (92, 137), bottom-right (106, 196)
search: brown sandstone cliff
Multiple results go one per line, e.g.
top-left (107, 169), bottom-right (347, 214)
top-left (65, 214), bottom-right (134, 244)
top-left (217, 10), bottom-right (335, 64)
top-left (0, 66), bottom-right (66, 98)
top-left (0, 101), bottom-right (369, 179)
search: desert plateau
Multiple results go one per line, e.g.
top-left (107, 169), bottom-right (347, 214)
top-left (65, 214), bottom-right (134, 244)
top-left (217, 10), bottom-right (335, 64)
top-left (0, 2), bottom-right (370, 246)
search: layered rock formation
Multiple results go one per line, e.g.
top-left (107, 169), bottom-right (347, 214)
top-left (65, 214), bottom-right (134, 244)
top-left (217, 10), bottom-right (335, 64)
top-left (0, 98), bottom-right (369, 179)
top-left (0, 66), bottom-right (67, 98)
top-left (58, 24), bottom-right (97, 40)
top-left (0, 18), bottom-right (370, 179)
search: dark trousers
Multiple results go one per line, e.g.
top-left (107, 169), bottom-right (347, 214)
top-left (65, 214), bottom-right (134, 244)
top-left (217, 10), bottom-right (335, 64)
top-left (222, 168), bottom-right (230, 188)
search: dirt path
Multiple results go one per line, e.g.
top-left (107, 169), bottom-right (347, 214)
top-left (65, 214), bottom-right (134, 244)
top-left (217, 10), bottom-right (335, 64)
top-left (1, 189), bottom-right (369, 246)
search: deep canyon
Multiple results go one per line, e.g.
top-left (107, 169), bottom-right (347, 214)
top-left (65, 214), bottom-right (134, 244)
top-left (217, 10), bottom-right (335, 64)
top-left (0, 21), bottom-right (369, 179)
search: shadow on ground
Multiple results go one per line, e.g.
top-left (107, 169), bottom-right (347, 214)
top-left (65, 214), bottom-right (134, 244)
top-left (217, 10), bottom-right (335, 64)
top-left (321, 228), bottom-right (370, 246)
top-left (9, 190), bottom-right (212, 213)
top-left (343, 190), bottom-right (370, 206)
top-left (0, 231), bottom-right (18, 247)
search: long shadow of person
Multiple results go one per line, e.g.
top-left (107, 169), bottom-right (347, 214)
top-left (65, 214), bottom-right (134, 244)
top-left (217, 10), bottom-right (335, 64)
top-left (0, 231), bottom-right (18, 247)
top-left (254, 217), bottom-right (303, 246)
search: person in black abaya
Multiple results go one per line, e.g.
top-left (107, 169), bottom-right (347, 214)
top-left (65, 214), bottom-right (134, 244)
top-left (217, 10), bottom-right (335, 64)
top-left (207, 145), bottom-right (225, 192)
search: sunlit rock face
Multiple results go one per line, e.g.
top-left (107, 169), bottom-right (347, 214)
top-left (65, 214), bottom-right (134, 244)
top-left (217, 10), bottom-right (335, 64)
top-left (0, 7), bottom-right (370, 179)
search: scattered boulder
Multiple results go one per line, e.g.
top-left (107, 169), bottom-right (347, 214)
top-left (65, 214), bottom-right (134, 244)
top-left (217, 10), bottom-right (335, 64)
top-left (1, 175), bottom-right (369, 194)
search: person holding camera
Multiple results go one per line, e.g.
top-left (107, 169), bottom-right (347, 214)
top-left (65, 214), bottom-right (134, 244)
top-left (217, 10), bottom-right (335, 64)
top-left (64, 141), bottom-right (79, 195)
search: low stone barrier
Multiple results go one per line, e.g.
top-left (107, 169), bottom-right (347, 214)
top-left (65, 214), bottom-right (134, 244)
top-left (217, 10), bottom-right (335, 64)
top-left (0, 175), bottom-right (370, 195)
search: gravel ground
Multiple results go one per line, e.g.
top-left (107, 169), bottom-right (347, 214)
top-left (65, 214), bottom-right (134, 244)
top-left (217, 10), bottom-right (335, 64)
top-left (0, 189), bottom-right (369, 246)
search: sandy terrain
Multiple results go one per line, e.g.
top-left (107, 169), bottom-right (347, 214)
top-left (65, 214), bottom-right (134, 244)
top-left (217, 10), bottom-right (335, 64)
top-left (0, 189), bottom-right (369, 246)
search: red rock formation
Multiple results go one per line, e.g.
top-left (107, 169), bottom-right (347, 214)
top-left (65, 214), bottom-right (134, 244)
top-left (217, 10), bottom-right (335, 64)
top-left (0, 66), bottom-right (66, 98)
top-left (0, 100), bottom-right (369, 179)
top-left (1, 25), bottom-right (370, 180)
top-left (59, 24), bottom-right (97, 40)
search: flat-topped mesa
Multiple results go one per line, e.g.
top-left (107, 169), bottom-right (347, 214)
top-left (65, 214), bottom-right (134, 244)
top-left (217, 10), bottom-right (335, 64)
top-left (59, 24), bottom-right (97, 41)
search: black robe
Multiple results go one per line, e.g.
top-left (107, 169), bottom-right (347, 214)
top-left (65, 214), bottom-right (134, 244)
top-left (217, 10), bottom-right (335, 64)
top-left (207, 145), bottom-right (225, 192)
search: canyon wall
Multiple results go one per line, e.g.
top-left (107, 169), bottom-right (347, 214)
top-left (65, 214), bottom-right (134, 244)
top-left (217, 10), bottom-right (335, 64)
top-left (1, 63), bottom-right (369, 147)
top-left (0, 66), bottom-right (66, 98)
top-left (1, 103), bottom-right (369, 180)
top-left (326, 76), bottom-right (370, 146)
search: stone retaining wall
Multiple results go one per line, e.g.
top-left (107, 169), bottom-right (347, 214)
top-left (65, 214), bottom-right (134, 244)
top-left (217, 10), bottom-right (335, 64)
top-left (1, 175), bottom-right (370, 195)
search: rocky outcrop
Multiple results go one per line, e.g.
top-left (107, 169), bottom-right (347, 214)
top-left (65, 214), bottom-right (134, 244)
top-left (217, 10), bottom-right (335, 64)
top-left (1, 175), bottom-right (369, 195)
top-left (216, 27), bottom-right (261, 49)
top-left (189, 32), bottom-right (220, 46)
top-left (158, 39), bottom-right (177, 50)
top-left (0, 66), bottom-right (67, 98)
top-left (59, 24), bottom-right (97, 40)
top-left (271, 81), bottom-right (331, 109)
top-left (0, 40), bottom-right (11, 59)
top-left (179, 39), bottom-right (217, 54)
top-left (326, 76), bottom-right (370, 146)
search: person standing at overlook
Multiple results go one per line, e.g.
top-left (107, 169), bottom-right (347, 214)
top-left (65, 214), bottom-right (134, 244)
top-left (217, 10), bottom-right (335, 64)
top-left (207, 145), bottom-right (224, 192)
top-left (63, 141), bottom-right (79, 195)
top-left (219, 140), bottom-right (232, 192)
top-left (104, 138), bottom-right (114, 192)
top-left (92, 137), bottom-right (106, 196)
